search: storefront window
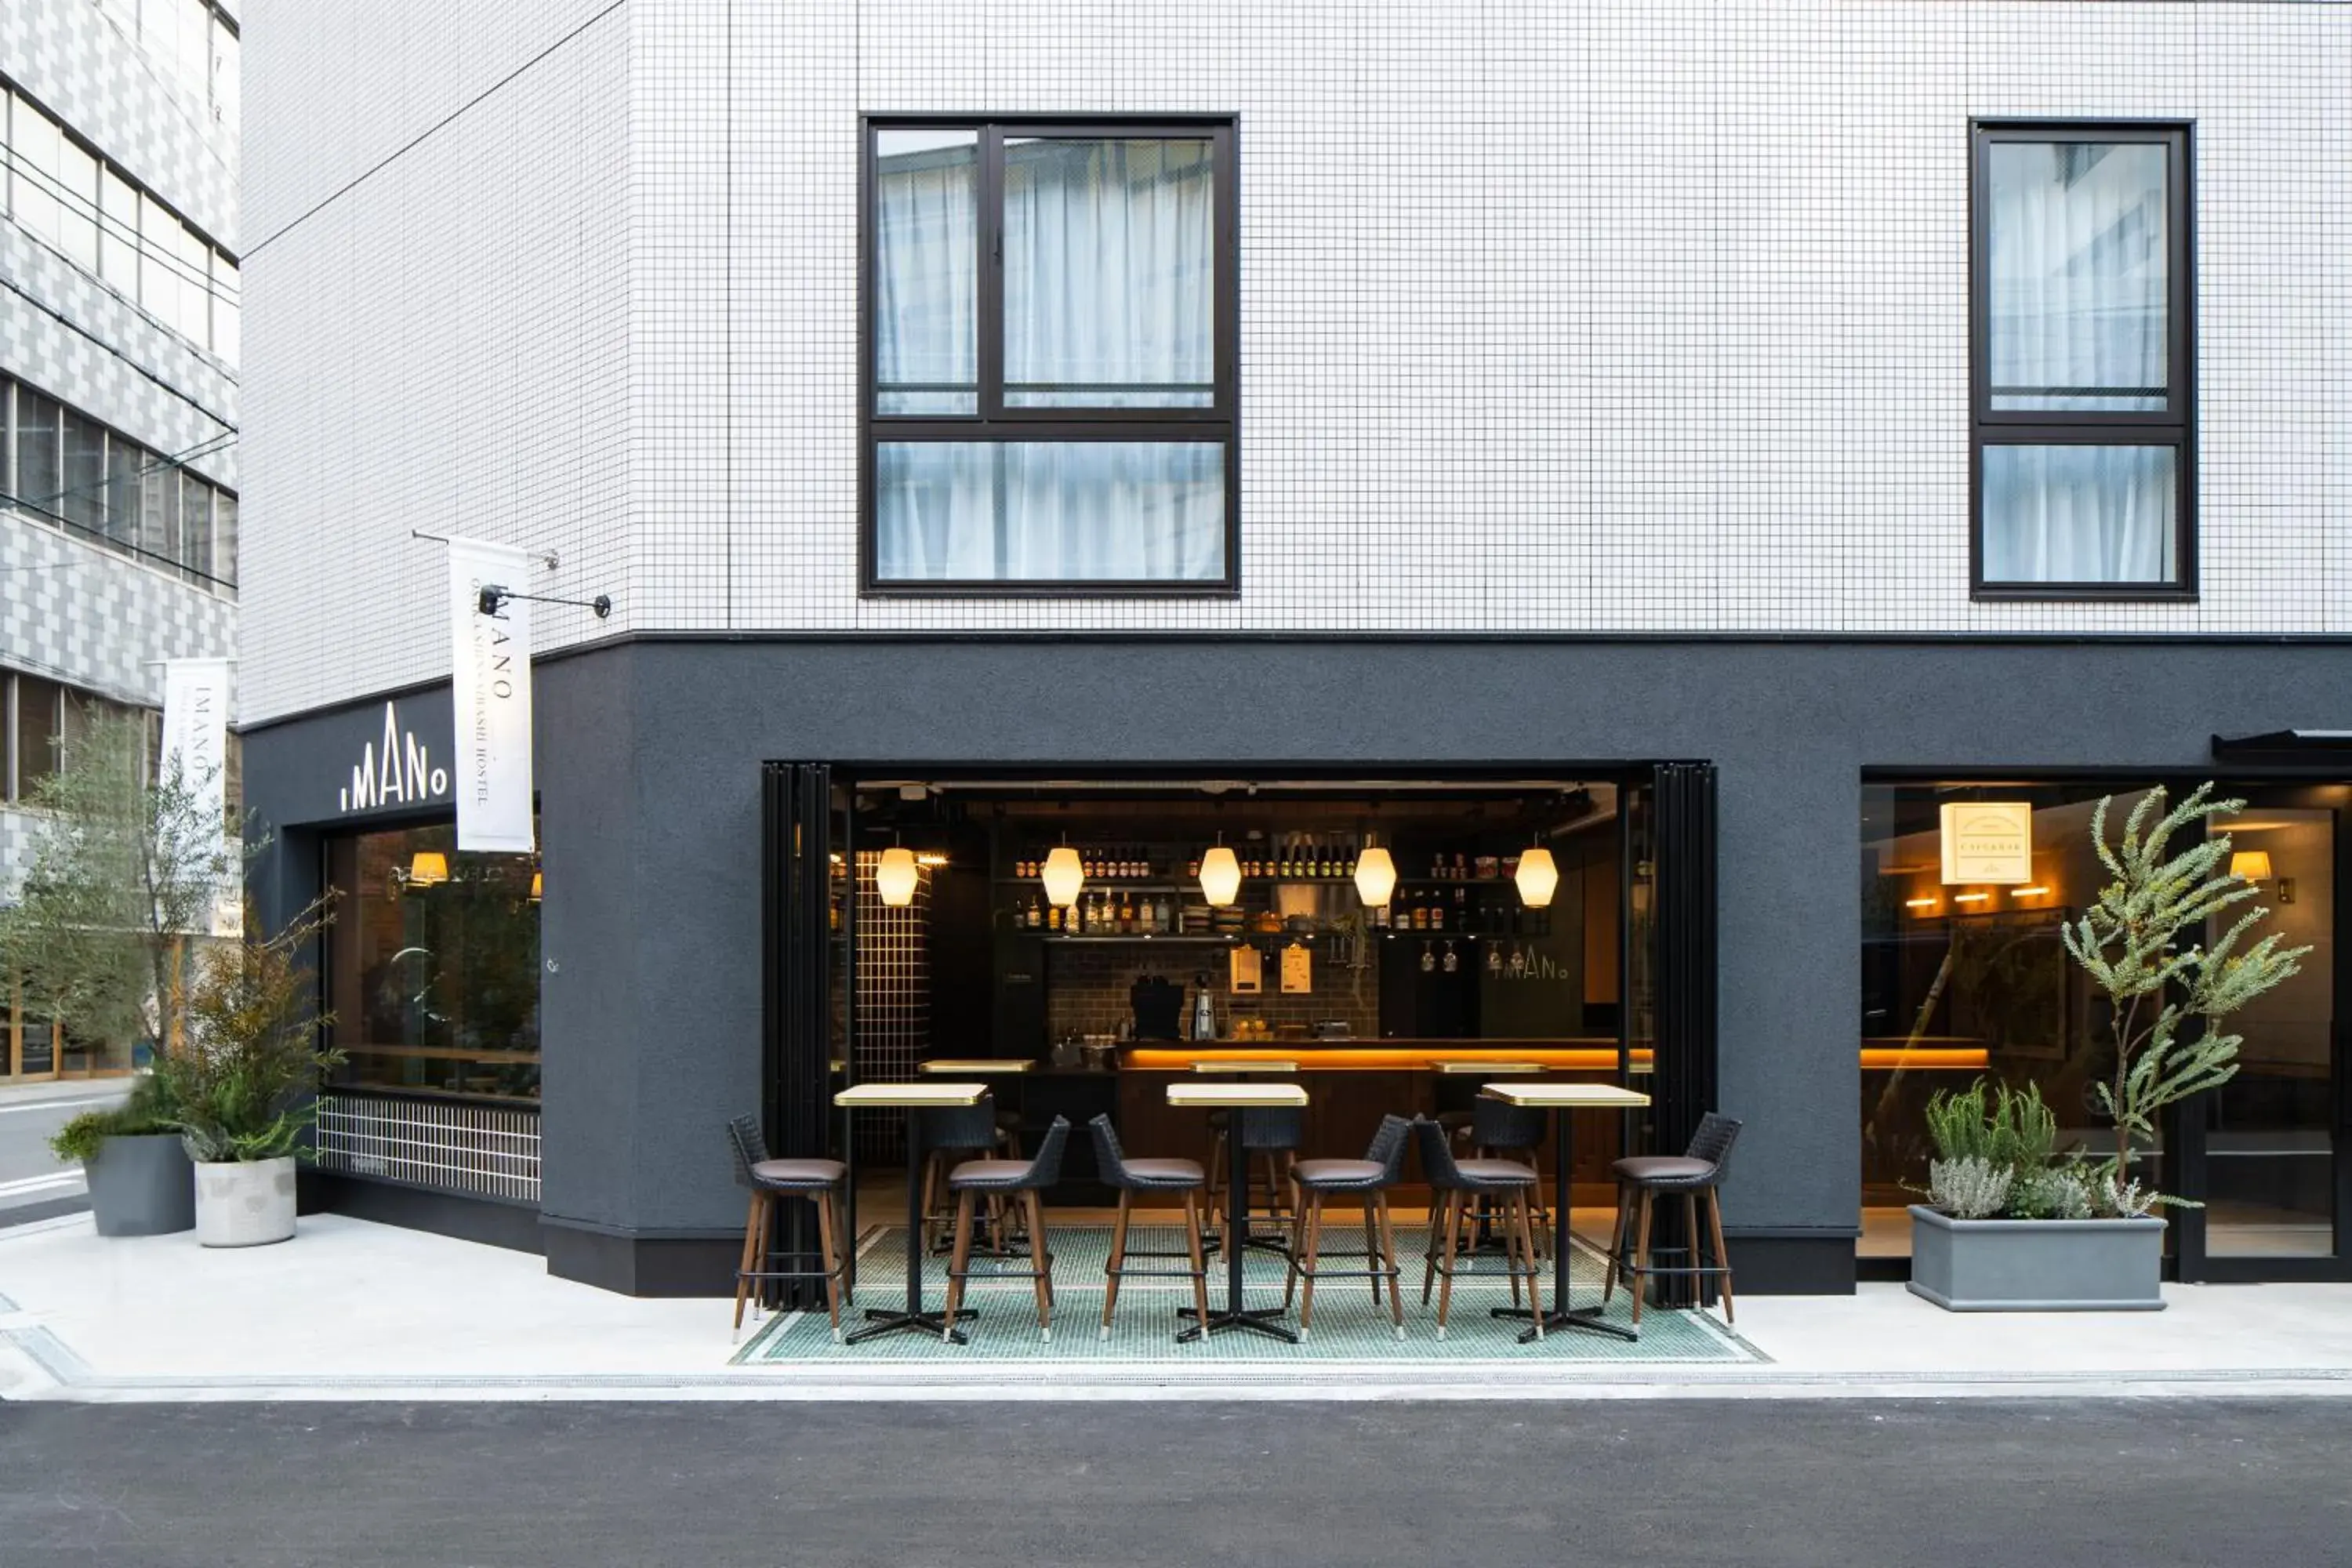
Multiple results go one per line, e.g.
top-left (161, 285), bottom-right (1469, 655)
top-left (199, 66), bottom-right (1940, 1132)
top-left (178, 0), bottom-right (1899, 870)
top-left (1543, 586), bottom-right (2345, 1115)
top-left (324, 822), bottom-right (541, 1102)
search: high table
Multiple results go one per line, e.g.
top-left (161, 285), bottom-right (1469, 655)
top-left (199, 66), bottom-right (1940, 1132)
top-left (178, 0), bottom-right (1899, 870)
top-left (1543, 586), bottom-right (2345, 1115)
top-left (1166, 1080), bottom-right (1310, 1342)
top-left (833, 1080), bottom-right (990, 1345)
top-left (1479, 1081), bottom-right (1652, 1343)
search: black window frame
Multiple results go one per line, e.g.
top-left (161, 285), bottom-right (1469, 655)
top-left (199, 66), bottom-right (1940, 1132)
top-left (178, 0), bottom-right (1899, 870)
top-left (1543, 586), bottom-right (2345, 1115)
top-left (1970, 121), bottom-right (2195, 602)
top-left (858, 114), bottom-right (1240, 599)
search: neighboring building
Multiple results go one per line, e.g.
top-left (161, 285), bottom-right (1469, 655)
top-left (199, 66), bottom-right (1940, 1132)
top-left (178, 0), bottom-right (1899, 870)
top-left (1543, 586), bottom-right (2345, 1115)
top-left (241, 2), bottom-right (2351, 1298)
top-left (1, 0), bottom-right (241, 1080)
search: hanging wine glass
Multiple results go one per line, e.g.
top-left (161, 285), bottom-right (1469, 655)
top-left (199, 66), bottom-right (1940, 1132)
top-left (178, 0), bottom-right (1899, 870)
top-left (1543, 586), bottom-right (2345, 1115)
top-left (1419, 941), bottom-right (1436, 974)
top-left (1441, 940), bottom-right (1459, 974)
top-left (1508, 944), bottom-right (1527, 978)
top-left (1486, 942), bottom-right (1503, 975)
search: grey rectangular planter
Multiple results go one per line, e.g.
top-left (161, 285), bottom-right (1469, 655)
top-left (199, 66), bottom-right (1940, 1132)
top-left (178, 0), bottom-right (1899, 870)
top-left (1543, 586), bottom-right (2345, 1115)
top-left (1907, 1204), bottom-right (2165, 1312)
top-left (86, 1133), bottom-right (196, 1237)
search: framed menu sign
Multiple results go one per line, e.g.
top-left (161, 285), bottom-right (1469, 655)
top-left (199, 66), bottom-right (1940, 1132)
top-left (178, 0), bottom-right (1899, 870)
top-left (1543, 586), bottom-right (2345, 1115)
top-left (1940, 802), bottom-right (2033, 884)
top-left (1279, 942), bottom-right (1312, 995)
top-left (1229, 946), bottom-right (1263, 995)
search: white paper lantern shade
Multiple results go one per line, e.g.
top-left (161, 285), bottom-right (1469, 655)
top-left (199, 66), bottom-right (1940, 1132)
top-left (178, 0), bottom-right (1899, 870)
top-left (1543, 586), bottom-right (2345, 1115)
top-left (1514, 846), bottom-right (1559, 908)
top-left (876, 846), bottom-right (920, 907)
top-left (1352, 844), bottom-right (1396, 907)
top-left (1198, 845), bottom-right (1243, 908)
top-left (1040, 846), bottom-right (1087, 908)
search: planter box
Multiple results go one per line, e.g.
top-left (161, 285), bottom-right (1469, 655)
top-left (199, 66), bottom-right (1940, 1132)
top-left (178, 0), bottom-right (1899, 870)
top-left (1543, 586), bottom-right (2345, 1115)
top-left (1907, 1204), bottom-right (2165, 1312)
top-left (85, 1134), bottom-right (195, 1237)
top-left (194, 1157), bottom-right (298, 1247)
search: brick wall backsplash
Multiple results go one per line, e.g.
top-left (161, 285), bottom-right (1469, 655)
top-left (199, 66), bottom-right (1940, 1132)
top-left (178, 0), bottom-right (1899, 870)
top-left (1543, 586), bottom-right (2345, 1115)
top-left (1043, 945), bottom-right (1379, 1045)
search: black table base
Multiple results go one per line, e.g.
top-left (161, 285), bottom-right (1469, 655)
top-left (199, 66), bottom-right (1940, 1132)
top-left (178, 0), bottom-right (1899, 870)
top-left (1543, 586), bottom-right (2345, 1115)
top-left (1487, 1099), bottom-right (1641, 1345)
top-left (1186, 1104), bottom-right (1299, 1344)
top-left (848, 1305), bottom-right (977, 1346)
top-left (848, 1105), bottom-right (985, 1345)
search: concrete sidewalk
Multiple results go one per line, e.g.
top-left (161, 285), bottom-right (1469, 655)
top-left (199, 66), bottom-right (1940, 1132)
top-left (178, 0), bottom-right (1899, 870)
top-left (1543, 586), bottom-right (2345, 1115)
top-left (3, 1210), bottom-right (2349, 1403)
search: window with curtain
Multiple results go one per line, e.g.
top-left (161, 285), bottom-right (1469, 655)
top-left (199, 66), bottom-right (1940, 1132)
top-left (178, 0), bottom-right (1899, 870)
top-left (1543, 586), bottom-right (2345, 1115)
top-left (865, 118), bottom-right (1236, 593)
top-left (1973, 125), bottom-right (2192, 597)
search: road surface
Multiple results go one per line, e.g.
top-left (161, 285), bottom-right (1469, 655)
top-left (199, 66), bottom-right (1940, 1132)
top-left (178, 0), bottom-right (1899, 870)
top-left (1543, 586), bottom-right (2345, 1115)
top-left (0, 1083), bottom-right (126, 1224)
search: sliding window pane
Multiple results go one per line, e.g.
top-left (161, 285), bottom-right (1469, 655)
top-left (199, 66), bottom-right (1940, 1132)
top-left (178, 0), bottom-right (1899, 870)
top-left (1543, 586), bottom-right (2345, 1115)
top-left (10, 97), bottom-right (62, 249)
top-left (13, 388), bottom-right (61, 516)
top-left (180, 473), bottom-right (212, 579)
top-left (212, 489), bottom-right (238, 586)
top-left (104, 433), bottom-right (141, 549)
top-left (876, 441), bottom-right (1225, 583)
top-left (1982, 444), bottom-right (2176, 584)
top-left (56, 140), bottom-right (100, 274)
top-left (139, 459), bottom-right (180, 561)
top-left (873, 129), bottom-right (977, 415)
top-left (210, 255), bottom-right (239, 365)
top-left (1987, 141), bottom-right (2169, 413)
top-left (60, 410), bottom-right (105, 532)
top-left (99, 168), bottom-right (140, 292)
top-left (1004, 138), bottom-right (1216, 408)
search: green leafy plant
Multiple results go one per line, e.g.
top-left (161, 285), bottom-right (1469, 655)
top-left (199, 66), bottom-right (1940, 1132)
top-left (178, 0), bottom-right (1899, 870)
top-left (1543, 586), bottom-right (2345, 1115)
top-left (47, 1076), bottom-right (176, 1163)
top-left (2063, 784), bottom-right (2310, 1184)
top-left (156, 897), bottom-right (343, 1163)
top-left (1922, 1078), bottom-right (2059, 1173)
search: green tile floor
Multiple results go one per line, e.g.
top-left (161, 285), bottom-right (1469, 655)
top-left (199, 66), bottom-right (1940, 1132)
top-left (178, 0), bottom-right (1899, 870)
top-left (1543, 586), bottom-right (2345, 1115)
top-left (735, 1223), bottom-right (1766, 1367)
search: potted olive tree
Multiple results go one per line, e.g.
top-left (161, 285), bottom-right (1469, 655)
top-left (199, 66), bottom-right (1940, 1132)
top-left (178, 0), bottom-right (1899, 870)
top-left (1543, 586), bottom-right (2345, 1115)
top-left (158, 899), bottom-right (342, 1247)
top-left (8, 714), bottom-right (231, 1236)
top-left (1909, 784), bottom-right (2308, 1311)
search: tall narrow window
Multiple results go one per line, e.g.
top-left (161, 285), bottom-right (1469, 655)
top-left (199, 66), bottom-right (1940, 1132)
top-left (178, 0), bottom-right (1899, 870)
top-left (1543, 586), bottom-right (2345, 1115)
top-left (1973, 125), bottom-right (2192, 597)
top-left (864, 118), bottom-right (1237, 594)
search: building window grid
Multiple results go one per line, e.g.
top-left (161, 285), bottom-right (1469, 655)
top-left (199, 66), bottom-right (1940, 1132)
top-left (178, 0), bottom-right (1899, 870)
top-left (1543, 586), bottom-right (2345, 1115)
top-left (1, 378), bottom-right (237, 590)
top-left (1969, 122), bottom-right (2195, 601)
top-left (1, 77), bottom-right (240, 361)
top-left (860, 115), bottom-right (1241, 597)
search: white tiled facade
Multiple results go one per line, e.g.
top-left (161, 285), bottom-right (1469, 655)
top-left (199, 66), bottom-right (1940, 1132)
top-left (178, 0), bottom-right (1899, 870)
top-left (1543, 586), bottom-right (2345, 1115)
top-left (241, 1), bottom-right (2352, 724)
top-left (2, 0), bottom-right (239, 877)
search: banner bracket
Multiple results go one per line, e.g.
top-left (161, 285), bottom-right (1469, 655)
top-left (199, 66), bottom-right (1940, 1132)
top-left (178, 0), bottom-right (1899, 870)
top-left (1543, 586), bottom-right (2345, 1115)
top-left (477, 585), bottom-right (613, 619)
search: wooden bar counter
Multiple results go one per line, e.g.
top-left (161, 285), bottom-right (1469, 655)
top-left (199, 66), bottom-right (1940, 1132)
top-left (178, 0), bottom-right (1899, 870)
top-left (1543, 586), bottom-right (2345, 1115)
top-left (1109, 1040), bottom-right (1646, 1206)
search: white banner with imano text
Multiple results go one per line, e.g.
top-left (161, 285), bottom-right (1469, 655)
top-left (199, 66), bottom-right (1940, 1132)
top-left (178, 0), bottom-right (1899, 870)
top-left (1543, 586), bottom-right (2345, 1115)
top-left (447, 537), bottom-right (535, 853)
top-left (161, 656), bottom-right (238, 935)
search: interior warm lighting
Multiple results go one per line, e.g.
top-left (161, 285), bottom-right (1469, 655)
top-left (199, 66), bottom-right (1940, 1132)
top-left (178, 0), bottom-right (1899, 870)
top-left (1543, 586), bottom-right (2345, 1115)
top-left (529, 870), bottom-right (543, 902)
top-left (407, 851), bottom-right (449, 887)
top-left (2230, 851), bottom-right (2273, 884)
top-left (2013, 884), bottom-right (2051, 898)
top-left (1352, 843), bottom-right (1396, 907)
top-left (916, 853), bottom-right (949, 867)
top-left (876, 845), bottom-right (920, 907)
top-left (1041, 845), bottom-right (1086, 908)
top-left (1953, 891), bottom-right (1991, 904)
top-left (1199, 844), bottom-right (1242, 907)
top-left (1904, 897), bottom-right (1940, 909)
top-left (1514, 846), bottom-right (1559, 908)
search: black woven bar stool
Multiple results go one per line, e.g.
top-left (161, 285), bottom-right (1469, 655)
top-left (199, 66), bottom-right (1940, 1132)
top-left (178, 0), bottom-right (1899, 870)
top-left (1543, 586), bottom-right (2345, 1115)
top-left (1206, 1105), bottom-right (1302, 1240)
top-left (726, 1114), bottom-right (850, 1342)
top-left (1413, 1116), bottom-right (1544, 1339)
top-left (1283, 1113), bottom-right (1412, 1340)
top-left (918, 1100), bottom-right (1020, 1255)
top-left (1465, 1094), bottom-right (1552, 1247)
top-left (1087, 1116), bottom-right (1213, 1340)
top-left (1603, 1112), bottom-right (1741, 1326)
top-left (941, 1116), bottom-right (1071, 1343)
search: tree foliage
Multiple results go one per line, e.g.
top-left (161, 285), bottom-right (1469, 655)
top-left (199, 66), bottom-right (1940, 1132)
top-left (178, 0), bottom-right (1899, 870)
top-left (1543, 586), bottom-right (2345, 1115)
top-left (158, 897), bottom-right (343, 1163)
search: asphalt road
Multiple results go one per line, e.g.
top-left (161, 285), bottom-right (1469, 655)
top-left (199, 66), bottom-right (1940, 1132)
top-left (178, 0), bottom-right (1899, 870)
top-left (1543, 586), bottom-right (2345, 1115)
top-left (1, 1399), bottom-right (2345, 1566)
top-left (0, 1087), bottom-right (124, 1221)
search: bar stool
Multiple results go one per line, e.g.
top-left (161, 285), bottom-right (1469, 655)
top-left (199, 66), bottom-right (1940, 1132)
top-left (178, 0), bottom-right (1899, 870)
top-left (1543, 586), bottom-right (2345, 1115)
top-left (918, 1100), bottom-right (1015, 1254)
top-left (942, 1116), bottom-right (1072, 1342)
top-left (1604, 1112), bottom-right (1741, 1326)
top-left (1087, 1116), bottom-right (1213, 1340)
top-left (1465, 1095), bottom-right (1552, 1247)
top-left (1412, 1116), bottom-right (1543, 1339)
top-left (1206, 1107), bottom-right (1302, 1235)
top-left (725, 1114), bottom-right (849, 1341)
top-left (1283, 1113), bottom-right (1412, 1340)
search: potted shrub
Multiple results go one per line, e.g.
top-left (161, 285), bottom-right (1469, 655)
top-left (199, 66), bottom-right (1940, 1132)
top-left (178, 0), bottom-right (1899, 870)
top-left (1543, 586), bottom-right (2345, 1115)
top-left (5, 714), bottom-right (232, 1237)
top-left (158, 900), bottom-right (342, 1248)
top-left (1909, 784), bottom-right (2308, 1311)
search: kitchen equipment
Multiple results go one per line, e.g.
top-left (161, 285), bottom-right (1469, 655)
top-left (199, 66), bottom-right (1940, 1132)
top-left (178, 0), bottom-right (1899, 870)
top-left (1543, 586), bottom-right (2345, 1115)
top-left (1189, 975), bottom-right (1218, 1042)
top-left (1312, 1020), bottom-right (1353, 1040)
top-left (1130, 974), bottom-right (1185, 1040)
top-left (1081, 1036), bottom-right (1118, 1070)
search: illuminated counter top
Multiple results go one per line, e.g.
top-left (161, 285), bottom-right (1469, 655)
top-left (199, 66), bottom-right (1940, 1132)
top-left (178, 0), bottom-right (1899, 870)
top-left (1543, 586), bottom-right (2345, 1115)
top-left (1859, 1037), bottom-right (1991, 1070)
top-left (1125, 1040), bottom-right (1652, 1073)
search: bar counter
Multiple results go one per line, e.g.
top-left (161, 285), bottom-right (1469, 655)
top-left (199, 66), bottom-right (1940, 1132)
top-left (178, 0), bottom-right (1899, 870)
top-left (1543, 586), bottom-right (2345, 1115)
top-left (1124, 1039), bottom-right (1650, 1073)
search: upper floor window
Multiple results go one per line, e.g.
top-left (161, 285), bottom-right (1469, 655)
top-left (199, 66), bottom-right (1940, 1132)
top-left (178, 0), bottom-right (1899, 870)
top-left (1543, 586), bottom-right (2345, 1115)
top-left (862, 118), bottom-right (1237, 594)
top-left (1972, 124), bottom-right (2193, 599)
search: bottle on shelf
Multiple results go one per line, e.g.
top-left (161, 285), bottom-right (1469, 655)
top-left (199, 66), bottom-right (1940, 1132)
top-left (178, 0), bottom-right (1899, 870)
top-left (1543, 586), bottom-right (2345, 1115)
top-left (1429, 893), bottom-right (1446, 931)
top-left (1120, 891), bottom-right (1136, 934)
top-left (1047, 902), bottom-right (1063, 931)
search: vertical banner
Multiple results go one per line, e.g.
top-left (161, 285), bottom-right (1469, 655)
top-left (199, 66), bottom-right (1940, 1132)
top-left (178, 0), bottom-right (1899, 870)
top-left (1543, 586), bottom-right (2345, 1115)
top-left (447, 537), bottom-right (536, 853)
top-left (161, 657), bottom-right (239, 936)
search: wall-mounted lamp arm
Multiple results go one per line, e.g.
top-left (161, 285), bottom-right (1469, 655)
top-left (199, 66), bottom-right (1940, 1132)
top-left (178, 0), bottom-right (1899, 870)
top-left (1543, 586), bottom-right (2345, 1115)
top-left (477, 585), bottom-right (613, 619)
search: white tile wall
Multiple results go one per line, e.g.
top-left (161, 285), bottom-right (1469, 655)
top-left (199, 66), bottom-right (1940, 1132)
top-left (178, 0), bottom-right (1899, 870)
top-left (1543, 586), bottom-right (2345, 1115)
top-left (240, 0), bottom-right (2352, 724)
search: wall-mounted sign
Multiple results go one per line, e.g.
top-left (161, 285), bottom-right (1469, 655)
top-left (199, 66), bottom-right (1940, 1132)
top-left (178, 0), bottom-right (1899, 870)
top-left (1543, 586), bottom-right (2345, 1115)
top-left (447, 536), bottom-right (535, 853)
top-left (162, 658), bottom-right (237, 935)
top-left (337, 702), bottom-right (451, 814)
top-left (1228, 946), bottom-right (1263, 995)
top-left (1279, 942), bottom-right (1312, 994)
top-left (1940, 801), bottom-right (2033, 884)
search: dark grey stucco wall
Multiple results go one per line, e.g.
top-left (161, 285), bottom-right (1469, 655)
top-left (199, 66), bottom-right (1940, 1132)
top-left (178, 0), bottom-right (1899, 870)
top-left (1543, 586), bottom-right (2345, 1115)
top-left (244, 637), bottom-right (2352, 1274)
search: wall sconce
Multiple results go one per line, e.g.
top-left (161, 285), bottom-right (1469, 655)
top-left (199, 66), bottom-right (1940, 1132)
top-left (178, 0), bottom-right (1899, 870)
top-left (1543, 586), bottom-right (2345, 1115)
top-left (407, 851), bottom-right (448, 887)
top-left (1904, 897), bottom-right (1940, 911)
top-left (1514, 845), bottom-right (1559, 909)
top-left (1953, 891), bottom-right (1991, 904)
top-left (2012, 885), bottom-right (2052, 898)
top-left (2230, 851), bottom-right (2273, 884)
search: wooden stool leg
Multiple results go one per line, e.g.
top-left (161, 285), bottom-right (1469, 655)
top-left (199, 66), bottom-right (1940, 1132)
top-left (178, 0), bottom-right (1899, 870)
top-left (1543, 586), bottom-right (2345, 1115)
top-left (942, 1189), bottom-right (976, 1341)
top-left (1630, 1188), bottom-right (1654, 1327)
top-left (1361, 1197), bottom-right (1381, 1305)
top-left (1376, 1192), bottom-right (1403, 1335)
top-left (1435, 1191), bottom-right (1463, 1336)
top-left (1183, 1189), bottom-right (1212, 1339)
top-left (1025, 1189), bottom-right (1053, 1338)
top-left (1298, 1194), bottom-right (1325, 1338)
top-left (815, 1189), bottom-right (843, 1337)
top-left (733, 1192), bottom-right (763, 1334)
top-left (1602, 1181), bottom-right (1630, 1302)
top-left (1421, 1190), bottom-right (1446, 1307)
top-left (1682, 1193), bottom-right (1703, 1314)
top-left (1707, 1187), bottom-right (1735, 1324)
top-left (1102, 1189), bottom-right (1133, 1336)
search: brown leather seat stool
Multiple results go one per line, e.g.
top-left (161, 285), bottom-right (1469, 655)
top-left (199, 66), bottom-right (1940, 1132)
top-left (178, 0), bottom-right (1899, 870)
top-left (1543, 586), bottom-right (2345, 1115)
top-left (727, 1114), bottom-right (849, 1342)
top-left (1604, 1112), bottom-right (1741, 1326)
top-left (917, 1100), bottom-right (1017, 1255)
top-left (1282, 1114), bottom-right (1412, 1340)
top-left (1205, 1106), bottom-right (1302, 1239)
top-left (942, 1116), bottom-right (1072, 1343)
top-left (1087, 1116), bottom-right (1214, 1340)
top-left (1413, 1116), bottom-right (1544, 1339)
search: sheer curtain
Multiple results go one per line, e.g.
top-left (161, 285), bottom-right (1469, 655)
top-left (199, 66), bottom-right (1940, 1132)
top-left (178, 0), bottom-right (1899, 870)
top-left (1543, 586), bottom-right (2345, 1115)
top-left (873, 135), bottom-right (1225, 583)
top-left (1983, 141), bottom-right (2173, 582)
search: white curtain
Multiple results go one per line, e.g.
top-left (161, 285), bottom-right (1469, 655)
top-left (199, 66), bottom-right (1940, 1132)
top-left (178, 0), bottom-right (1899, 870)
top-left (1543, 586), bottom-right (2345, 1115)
top-left (873, 136), bottom-right (1224, 581)
top-left (1981, 445), bottom-right (2175, 583)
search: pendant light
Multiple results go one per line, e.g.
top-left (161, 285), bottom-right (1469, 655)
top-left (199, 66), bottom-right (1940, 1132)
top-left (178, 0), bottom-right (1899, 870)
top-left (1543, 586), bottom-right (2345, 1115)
top-left (1352, 833), bottom-right (1396, 908)
top-left (1199, 834), bottom-right (1242, 908)
top-left (876, 840), bottom-right (920, 907)
top-left (1040, 840), bottom-right (1086, 909)
top-left (1514, 844), bottom-right (1559, 908)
